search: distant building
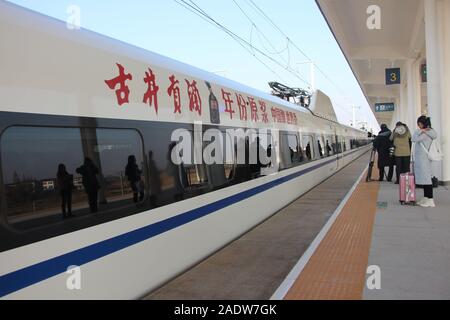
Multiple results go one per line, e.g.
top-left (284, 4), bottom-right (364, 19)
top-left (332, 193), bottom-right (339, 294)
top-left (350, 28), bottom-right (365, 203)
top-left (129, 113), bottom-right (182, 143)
top-left (73, 176), bottom-right (84, 190)
top-left (42, 180), bottom-right (55, 191)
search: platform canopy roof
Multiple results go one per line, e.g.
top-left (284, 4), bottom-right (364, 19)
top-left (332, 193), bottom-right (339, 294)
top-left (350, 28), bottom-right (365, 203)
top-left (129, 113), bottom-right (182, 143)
top-left (316, 0), bottom-right (425, 126)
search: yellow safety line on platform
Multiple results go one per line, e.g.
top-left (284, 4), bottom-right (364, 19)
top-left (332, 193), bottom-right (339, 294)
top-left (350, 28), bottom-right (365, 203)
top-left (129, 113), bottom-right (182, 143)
top-left (285, 161), bottom-right (380, 300)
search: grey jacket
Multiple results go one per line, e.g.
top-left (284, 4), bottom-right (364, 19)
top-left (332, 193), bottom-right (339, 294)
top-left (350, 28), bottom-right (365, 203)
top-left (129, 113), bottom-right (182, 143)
top-left (412, 128), bottom-right (437, 185)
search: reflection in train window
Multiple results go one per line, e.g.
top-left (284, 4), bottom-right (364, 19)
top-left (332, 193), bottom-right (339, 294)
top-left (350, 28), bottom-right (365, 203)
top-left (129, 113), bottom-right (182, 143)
top-left (287, 133), bottom-right (303, 164)
top-left (324, 135), bottom-right (334, 157)
top-left (181, 164), bottom-right (208, 189)
top-left (1, 126), bottom-right (145, 229)
top-left (256, 132), bottom-right (275, 174)
top-left (301, 134), bottom-right (314, 161)
top-left (317, 136), bottom-right (325, 158)
top-left (281, 133), bottom-right (303, 168)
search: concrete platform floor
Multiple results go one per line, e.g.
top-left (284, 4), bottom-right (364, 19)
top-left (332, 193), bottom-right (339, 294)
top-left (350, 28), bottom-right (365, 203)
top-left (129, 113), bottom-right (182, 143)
top-left (144, 152), bottom-right (371, 300)
top-left (364, 181), bottom-right (450, 300)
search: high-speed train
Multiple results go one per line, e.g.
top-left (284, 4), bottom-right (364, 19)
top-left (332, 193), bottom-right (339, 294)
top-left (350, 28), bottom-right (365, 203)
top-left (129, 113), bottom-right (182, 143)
top-left (0, 1), bottom-right (370, 299)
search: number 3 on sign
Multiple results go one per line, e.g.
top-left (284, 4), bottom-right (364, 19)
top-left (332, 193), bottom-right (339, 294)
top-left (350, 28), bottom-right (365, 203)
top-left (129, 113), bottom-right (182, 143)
top-left (390, 73), bottom-right (397, 82)
top-left (386, 68), bottom-right (400, 85)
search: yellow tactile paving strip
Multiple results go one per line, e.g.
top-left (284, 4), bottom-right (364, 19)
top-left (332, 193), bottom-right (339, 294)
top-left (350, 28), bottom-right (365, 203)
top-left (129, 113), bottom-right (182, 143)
top-left (285, 162), bottom-right (380, 300)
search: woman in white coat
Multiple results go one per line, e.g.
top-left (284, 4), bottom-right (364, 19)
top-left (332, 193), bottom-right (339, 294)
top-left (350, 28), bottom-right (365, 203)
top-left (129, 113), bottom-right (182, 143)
top-left (412, 116), bottom-right (437, 207)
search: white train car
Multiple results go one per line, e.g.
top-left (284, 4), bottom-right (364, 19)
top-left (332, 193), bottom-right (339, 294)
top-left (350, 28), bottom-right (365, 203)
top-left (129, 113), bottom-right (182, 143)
top-left (0, 1), bottom-right (370, 299)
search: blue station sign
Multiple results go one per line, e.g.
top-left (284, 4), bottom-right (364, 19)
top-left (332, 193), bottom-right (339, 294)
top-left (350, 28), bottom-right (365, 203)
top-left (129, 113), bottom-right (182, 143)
top-left (385, 68), bottom-right (401, 85)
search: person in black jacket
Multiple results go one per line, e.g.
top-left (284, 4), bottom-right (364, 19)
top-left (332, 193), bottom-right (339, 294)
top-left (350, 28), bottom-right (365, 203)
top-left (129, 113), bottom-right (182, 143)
top-left (125, 155), bottom-right (144, 203)
top-left (57, 163), bottom-right (73, 218)
top-left (373, 124), bottom-right (394, 181)
top-left (76, 157), bottom-right (100, 213)
top-left (305, 142), bottom-right (311, 160)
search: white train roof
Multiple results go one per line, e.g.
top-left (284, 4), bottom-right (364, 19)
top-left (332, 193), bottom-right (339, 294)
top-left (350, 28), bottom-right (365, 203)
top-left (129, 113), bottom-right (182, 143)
top-left (0, 1), bottom-right (365, 136)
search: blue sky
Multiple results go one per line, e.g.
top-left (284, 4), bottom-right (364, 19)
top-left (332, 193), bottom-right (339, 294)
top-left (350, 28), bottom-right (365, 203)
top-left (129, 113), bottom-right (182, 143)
top-left (6, 0), bottom-right (379, 132)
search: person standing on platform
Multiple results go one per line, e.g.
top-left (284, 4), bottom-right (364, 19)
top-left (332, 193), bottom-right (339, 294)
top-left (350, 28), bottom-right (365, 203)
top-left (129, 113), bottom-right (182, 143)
top-left (373, 124), bottom-right (394, 181)
top-left (390, 122), bottom-right (411, 184)
top-left (412, 116), bottom-right (437, 208)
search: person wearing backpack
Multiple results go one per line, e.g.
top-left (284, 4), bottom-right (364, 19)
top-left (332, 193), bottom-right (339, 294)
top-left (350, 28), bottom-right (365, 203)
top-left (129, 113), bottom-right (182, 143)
top-left (373, 124), bottom-right (394, 181)
top-left (412, 116), bottom-right (438, 207)
top-left (390, 122), bottom-right (412, 184)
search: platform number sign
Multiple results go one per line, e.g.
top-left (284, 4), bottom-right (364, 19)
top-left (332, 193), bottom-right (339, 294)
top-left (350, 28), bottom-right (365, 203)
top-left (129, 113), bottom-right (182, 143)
top-left (385, 68), bottom-right (401, 85)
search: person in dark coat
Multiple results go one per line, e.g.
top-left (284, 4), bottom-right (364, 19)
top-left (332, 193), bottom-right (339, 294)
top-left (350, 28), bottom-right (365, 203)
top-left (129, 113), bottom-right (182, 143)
top-left (76, 157), bottom-right (100, 213)
top-left (125, 155), bottom-right (145, 203)
top-left (57, 163), bottom-right (73, 218)
top-left (326, 140), bottom-right (332, 156)
top-left (305, 142), bottom-right (311, 160)
top-left (317, 140), bottom-right (323, 157)
top-left (373, 124), bottom-right (394, 181)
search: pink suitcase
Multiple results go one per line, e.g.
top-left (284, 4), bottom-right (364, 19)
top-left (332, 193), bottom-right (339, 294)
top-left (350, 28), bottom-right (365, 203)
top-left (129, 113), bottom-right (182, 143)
top-left (399, 172), bottom-right (416, 205)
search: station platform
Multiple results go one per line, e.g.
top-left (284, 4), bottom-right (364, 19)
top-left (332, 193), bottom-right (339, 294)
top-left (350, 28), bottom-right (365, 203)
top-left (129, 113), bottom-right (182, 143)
top-left (144, 152), bottom-right (450, 300)
top-left (364, 179), bottom-right (450, 299)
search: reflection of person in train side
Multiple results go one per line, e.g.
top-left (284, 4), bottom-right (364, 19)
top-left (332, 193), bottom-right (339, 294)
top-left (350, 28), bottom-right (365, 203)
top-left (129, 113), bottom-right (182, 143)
top-left (76, 157), bottom-right (100, 213)
top-left (125, 155), bottom-right (144, 203)
top-left (318, 140), bottom-right (323, 157)
top-left (306, 142), bottom-right (311, 160)
top-left (56, 163), bottom-right (74, 218)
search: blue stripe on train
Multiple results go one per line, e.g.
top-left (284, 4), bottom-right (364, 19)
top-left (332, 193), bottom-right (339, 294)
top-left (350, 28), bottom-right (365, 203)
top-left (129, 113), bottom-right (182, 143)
top-left (0, 148), bottom-right (364, 297)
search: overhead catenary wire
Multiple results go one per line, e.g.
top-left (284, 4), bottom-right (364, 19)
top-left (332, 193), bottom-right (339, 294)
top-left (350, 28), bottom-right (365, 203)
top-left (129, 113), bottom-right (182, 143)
top-left (173, 0), bottom-right (310, 86)
top-left (185, 0), bottom-right (308, 85)
top-left (175, 0), bottom-right (287, 82)
top-left (232, 0), bottom-right (289, 57)
top-left (245, 0), bottom-right (348, 97)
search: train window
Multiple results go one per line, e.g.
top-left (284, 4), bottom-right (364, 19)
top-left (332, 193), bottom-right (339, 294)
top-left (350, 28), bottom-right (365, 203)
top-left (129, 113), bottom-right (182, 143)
top-left (94, 128), bottom-right (145, 203)
top-left (169, 143), bottom-right (209, 192)
top-left (257, 132), bottom-right (276, 174)
top-left (338, 136), bottom-right (345, 153)
top-left (181, 164), bottom-right (208, 189)
top-left (1, 126), bottom-right (145, 229)
top-left (281, 133), bottom-right (303, 168)
top-left (323, 136), bottom-right (334, 157)
top-left (301, 134), bottom-right (314, 161)
top-left (332, 136), bottom-right (339, 154)
top-left (287, 134), bottom-right (303, 164)
top-left (317, 136), bottom-right (325, 158)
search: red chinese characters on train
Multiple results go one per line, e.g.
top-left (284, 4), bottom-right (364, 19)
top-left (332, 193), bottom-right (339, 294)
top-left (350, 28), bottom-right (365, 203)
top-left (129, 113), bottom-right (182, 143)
top-left (221, 89), bottom-right (235, 119)
top-left (235, 93), bottom-right (247, 121)
top-left (286, 112), bottom-right (291, 124)
top-left (143, 68), bottom-right (159, 113)
top-left (248, 97), bottom-right (258, 122)
top-left (259, 100), bottom-right (269, 123)
top-left (271, 107), bottom-right (286, 123)
top-left (286, 111), bottom-right (298, 125)
top-left (104, 63), bottom-right (133, 106)
top-left (270, 107), bottom-right (298, 124)
top-left (167, 75), bottom-right (181, 114)
top-left (185, 79), bottom-right (202, 115)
